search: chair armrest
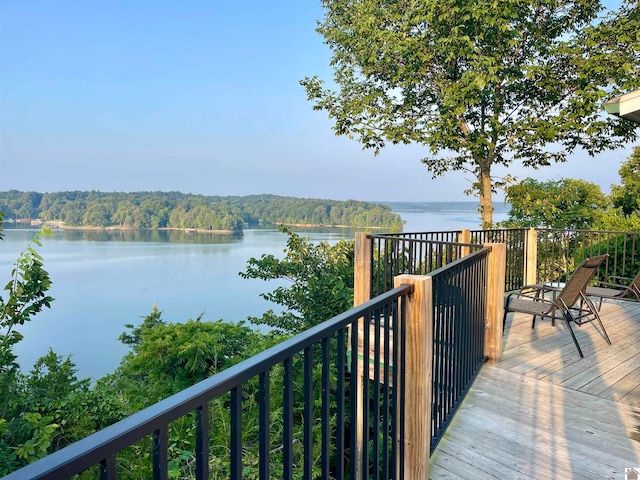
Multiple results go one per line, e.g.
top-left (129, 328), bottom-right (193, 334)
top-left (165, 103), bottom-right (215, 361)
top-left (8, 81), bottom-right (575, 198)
top-left (592, 279), bottom-right (631, 289)
top-left (505, 288), bottom-right (554, 306)
top-left (609, 275), bottom-right (632, 282)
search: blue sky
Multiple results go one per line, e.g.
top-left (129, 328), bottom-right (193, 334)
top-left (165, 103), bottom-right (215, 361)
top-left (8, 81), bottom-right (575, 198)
top-left (0, 1), bottom-right (636, 203)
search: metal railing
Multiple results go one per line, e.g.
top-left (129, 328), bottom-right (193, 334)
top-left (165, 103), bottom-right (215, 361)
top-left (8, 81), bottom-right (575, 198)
top-left (471, 228), bottom-right (527, 292)
top-left (368, 233), bottom-right (483, 297)
top-left (536, 228), bottom-right (640, 284)
top-left (357, 234), bottom-right (494, 452)
top-left (428, 247), bottom-right (490, 451)
top-left (5, 286), bottom-right (412, 480)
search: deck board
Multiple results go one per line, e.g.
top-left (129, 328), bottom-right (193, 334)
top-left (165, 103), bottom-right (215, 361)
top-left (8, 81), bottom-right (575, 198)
top-left (430, 300), bottom-right (640, 479)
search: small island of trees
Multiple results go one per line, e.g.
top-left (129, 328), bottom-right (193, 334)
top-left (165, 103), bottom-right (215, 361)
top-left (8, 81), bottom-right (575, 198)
top-left (0, 191), bottom-right (404, 232)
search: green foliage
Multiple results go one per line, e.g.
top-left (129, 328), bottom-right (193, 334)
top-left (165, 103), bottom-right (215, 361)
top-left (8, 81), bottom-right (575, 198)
top-left (0, 348), bottom-right (113, 474)
top-left (0, 223), bottom-right (116, 475)
top-left (113, 309), bottom-right (268, 407)
top-left (125, 317), bottom-right (259, 389)
top-left (501, 177), bottom-right (608, 229)
top-left (240, 225), bottom-right (355, 334)
top-left (610, 146), bottom-right (640, 216)
top-left (0, 222), bottom-right (57, 473)
top-left (301, 0), bottom-right (639, 226)
top-left (118, 304), bottom-right (166, 347)
top-left (594, 209), bottom-right (640, 232)
top-left (11, 413), bottom-right (58, 462)
top-left (0, 226), bottom-right (54, 398)
top-left (106, 309), bottom-right (281, 478)
top-left (0, 190), bottom-right (403, 230)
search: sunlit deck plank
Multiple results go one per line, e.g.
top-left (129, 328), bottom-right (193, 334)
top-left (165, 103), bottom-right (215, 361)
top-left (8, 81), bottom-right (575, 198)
top-left (430, 300), bottom-right (640, 479)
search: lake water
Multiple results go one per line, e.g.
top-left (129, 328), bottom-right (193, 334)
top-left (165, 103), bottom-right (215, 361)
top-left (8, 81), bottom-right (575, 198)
top-left (0, 207), bottom-right (504, 380)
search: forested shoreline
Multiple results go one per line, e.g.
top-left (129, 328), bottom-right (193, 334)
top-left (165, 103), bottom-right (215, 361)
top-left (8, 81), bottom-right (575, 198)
top-left (0, 191), bottom-right (403, 231)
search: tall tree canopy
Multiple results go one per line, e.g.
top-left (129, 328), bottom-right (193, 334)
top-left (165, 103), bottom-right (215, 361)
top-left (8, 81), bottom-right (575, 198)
top-left (302, 0), bottom-right (639, 226)
top-left (502, 177), bottom-right (608, 228)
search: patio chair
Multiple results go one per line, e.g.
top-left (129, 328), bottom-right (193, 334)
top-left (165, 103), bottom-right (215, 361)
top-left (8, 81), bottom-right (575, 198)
top-left (503, 254), bottom-right (611, 358)
top-left (585, 269), bottom-right (640, 310)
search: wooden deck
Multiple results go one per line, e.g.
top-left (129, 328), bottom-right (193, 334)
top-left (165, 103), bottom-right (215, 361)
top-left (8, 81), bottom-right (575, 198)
top-left (430, 299), bottom-right (640, 479)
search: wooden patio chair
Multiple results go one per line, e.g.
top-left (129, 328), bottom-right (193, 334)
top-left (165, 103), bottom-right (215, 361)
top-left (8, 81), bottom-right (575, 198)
top-left (585, 269), bottom-right (640, 310)
top-left (503, 254), bottom-right (611, 358)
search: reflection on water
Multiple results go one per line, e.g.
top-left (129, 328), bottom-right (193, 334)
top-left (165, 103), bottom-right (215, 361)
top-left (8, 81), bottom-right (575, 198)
top-left (59, 228), bottom-right (244, 244)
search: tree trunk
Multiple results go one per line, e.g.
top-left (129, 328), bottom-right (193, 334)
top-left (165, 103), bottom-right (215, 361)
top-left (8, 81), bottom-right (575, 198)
top-left (479, 167), bottom-right (494, 228)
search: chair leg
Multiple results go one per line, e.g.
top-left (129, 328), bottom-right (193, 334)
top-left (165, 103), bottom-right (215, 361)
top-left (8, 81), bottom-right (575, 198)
top-left (584, 297), bottom-right (612, 346)
top-left (562, 310), bottom-right (584, 358)
top-left (583, 296), bottom-right (611, 345)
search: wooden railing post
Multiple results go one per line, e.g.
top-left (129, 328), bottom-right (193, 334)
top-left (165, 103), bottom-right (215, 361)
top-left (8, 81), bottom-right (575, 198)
top-left (524, 228), bottom-right (538, 286)
top-left (354, 232), bottom-right (372, 306)
top-left (459, 229), bottom-right (471, 257)
top-left (394, 275), bottom-right (432, 479)
top-left (352, 232), bottom-right (371, 478)
top-left (484, 243), bottom-right (506, 364)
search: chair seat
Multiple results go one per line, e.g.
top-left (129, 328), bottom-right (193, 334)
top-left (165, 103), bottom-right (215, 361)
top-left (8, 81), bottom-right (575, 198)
top-left (505, 297), bottom-right (555, 317)
top-left (585, 286), bottom-right (625, 299)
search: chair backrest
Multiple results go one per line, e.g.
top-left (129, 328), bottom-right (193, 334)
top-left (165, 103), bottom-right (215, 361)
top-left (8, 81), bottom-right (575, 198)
top-left (624, 269), bottom-right (640, 298)
top-left (555, 254), bottom-right (609, 308)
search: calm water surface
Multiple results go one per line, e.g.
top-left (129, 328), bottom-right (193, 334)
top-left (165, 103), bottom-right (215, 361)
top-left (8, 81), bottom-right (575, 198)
top-left (1, 208), bottom-right (500, 379)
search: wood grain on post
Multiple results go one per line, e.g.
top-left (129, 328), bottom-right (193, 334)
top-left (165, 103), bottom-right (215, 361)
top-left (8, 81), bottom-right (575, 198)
top-left (459, 229), bottom-right (471, 258)
top-left (394, 274), bottom-right (432, 479)
top-left (352, 232), bottom-right (372, 478)
top-left (354, 232), bottom-right (372, 306)
top-left (484, 243), bottom-right (506, 364)
top-left (524, 228), bottom-right (538, 285)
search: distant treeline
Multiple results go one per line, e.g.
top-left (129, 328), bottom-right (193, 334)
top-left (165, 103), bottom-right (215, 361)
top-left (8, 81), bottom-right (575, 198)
top-left (0, 191), bottom-right (403, 231)
top-left (379, 201), bottom-right (510, 213)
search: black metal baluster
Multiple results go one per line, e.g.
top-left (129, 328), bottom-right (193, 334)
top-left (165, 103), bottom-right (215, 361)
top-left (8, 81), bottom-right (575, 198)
top-left (321, 337), bottom-right (330, 478)
top-left (336, 328), bottom-right (346, 480)
top-left (99, 455), bottom-right (116, 480)
top-left (259, 370), bottom-right (270, 479)
top-left (303, 346), bottom-right (313, 480)
top-left (382, 306), bottom-right (390, 479)
top-left (283, 358), bottom-right (293, 480)
top-left (362, 312), bottom-right (371, 479)
top-left (153, 426), bottom-right (168, 480)
top-left (350, 318), bottom-right (358, 480)
top-left (195, 403), bottom-right (209, 480)
top-left (372, 308), bottom-right (381, 480)
top-left (230, 386), bottom-right (242, 480)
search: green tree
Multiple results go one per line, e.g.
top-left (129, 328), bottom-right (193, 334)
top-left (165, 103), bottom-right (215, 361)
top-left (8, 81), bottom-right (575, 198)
top-left (240, 225), bottom-right (354, 334)
top-left (0, 225), bottom-right (54, 395)
top-left (118, 304), bottom-right (166, 348)
top-left (610, 146), bottom-right (640, 216)
top-left (0, 220), bottom-right (69, 474)
top-left (105, 310), bottom-right (275, 478)
top-left (114, 310), bottom-right (266, 406)
top-left (501, 177), bottom-right (608, 229)
top-left (301, 0), bottom-right (639, 227)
